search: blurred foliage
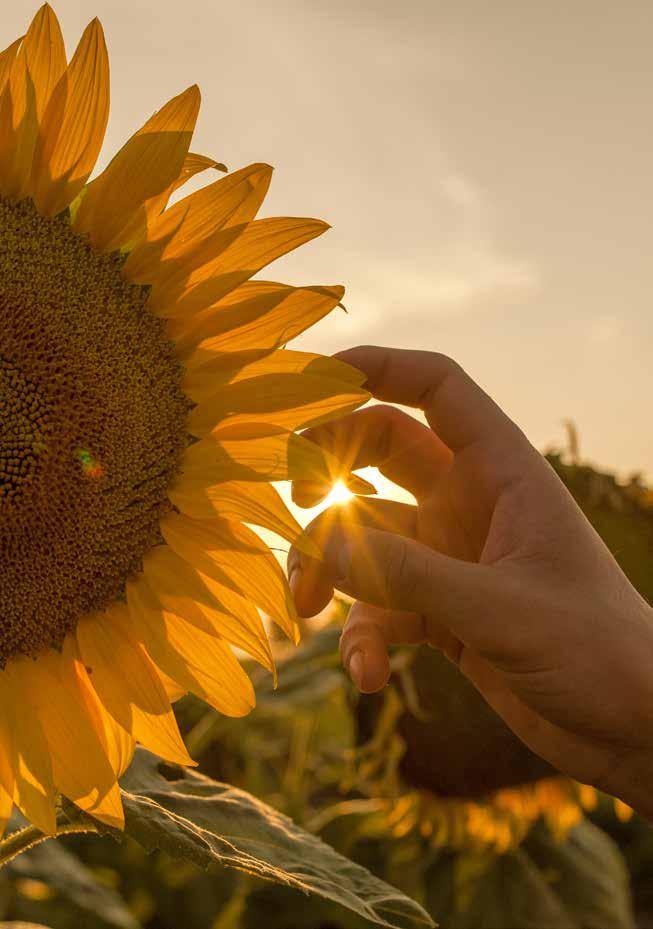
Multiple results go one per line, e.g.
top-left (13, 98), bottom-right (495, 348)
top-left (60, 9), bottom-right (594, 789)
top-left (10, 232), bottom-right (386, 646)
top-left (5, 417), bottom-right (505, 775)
top-left (2, 453), bottom-right (652, 929)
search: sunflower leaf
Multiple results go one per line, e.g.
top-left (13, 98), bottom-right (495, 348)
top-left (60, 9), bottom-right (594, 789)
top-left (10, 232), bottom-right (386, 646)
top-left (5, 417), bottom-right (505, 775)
top-left (115, 748), bottom-right (434, 929)
top-left (7, 838), bottom-right (140, 929)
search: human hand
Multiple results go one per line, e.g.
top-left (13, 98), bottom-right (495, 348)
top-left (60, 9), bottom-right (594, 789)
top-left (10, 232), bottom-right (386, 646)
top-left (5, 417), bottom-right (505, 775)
top-left (287, 346), bottom-right (653, 816)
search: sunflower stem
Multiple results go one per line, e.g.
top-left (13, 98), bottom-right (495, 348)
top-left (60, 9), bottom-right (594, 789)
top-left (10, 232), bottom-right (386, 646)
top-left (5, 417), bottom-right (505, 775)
top-left (0, 813), bottom-right (99, 869)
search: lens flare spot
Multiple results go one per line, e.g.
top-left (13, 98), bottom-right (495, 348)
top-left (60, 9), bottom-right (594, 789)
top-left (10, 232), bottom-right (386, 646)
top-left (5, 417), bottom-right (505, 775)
top-left (77, 448), bottom-right (105, 480)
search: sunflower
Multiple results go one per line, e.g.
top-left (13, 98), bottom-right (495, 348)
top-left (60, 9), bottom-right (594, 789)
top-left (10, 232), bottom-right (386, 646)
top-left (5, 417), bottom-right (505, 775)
top-left (0, 4), bottom-right (371, 837)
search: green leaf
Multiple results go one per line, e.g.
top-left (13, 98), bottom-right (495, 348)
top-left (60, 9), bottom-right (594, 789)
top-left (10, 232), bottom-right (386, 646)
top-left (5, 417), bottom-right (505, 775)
top-left (524, 819), bottom-right (635, 929)
top-left (116, 749), bottom-right (434, 929)
top-left (7, 839), bottom-right (140, 929)
top-left (0, 923), bottom-right (55, 928)
top-left (425, 847), bottom-right (575, 929)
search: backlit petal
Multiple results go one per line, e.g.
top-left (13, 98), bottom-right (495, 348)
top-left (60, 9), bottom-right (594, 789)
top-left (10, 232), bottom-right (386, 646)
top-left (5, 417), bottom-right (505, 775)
top-left (74, 85), bottom-right (200, 251)
top-left (125, 163), bottom-right (272, 283)
top-left (168, 477), bottom-right (315, 555)
top-left (127, 576), bottom-right (255, 717)
top-left (32, 18), bottom-right (110, 217)
top-left (161, 513), bottom-right (297, 639)
top-left (142, 545), bottom-right (272, 670)
top-left (180, 423), bottom-right (376, 493)
top-left (114, 151), bottom-right (228, 255)
top-left (24, 4), bottom-right (66, 122)
top-left (170, 283), bottom-right (344, 359)
top-left (150, 216), bottom-right (329, 314)
top-left (0, 786), bottom-right (13, 839)
top-left (0, 45), bottom-right (39, 200)
top-left (77, 606), bottom-right (194, 767)
top-left (0, 659), bottom-right (56, 834)
top-left (27, 644), bottom-right (124, 828)
top-left (173, 152), bottom-right (227, 192)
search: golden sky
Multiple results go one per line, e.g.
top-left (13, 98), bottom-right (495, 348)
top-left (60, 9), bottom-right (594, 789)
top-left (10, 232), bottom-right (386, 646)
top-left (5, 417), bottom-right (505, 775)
top-left (8, 1), bottom-right (653, 480)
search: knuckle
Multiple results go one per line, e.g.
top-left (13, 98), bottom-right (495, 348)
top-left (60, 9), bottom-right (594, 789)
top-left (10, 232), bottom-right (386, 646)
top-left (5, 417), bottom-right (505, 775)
top-left (350, 343), bottom-right (379, 355)
top-left (433, 352), bottom-right (465, 379)
top-left (382, 539), bottom-right (415, 599)
top-left (339, 622), bottom-right (383, 661)
top-left (381, 538), bottom-right (437, 610)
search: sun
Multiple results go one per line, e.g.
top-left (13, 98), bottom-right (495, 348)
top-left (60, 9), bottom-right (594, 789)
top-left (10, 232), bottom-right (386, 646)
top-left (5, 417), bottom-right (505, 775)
top-left (324, 480), bottom-right (355, 507)
top-left (0, 3), bottom-right (371, 836)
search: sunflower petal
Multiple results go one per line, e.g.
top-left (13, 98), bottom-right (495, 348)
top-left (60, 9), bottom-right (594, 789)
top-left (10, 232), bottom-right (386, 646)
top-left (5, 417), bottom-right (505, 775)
top-left (183, 347), bottom-right (364, 398)
top-left (0, 37), bottom-right (22, 96)
top-left (142, 545), bottom-right (273, 669)
top-left (187, 370), bottom-right (368, 436)
top-left (24, 4), bottom-right (66, 122)
top-left (32, 18), bottom-right (110, 217)
top-left (170, 283), bottom-right (344, 359)
top-left (168, 476), bottom-right (318, 557)
top-left (77, 606), bottom-right (194, 767)
top-left (0, 786), bottom-right (13, 840)
top-left (115, 152), bottom-right (228, 255)
top-left (0, 659), bottom-right (56, 834)
top-left (180, 423), bottom-right (376, 494)
top-left (0, 44), bottom-right (39, 200)
top-left (150, 216), bottom-right (329, 314)
top-left (27, 644), bottom-right (124, 828)
top-left (127, 576), bottom-right (255, 717)
top-left (125, 163), bottom-right (273, 283)
top-left (161, 513), bottom-right (297, 638)
top-left (1, 1), bottom-right (68, 201)
top-left (74, 84), bottom-right (200, 251)
top-left (173, 152), bottom-right (227, 192)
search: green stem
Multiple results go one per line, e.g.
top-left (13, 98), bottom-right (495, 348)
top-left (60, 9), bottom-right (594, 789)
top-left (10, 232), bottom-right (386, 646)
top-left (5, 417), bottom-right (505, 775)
top-left (0, 813), bottom-right (99, 868)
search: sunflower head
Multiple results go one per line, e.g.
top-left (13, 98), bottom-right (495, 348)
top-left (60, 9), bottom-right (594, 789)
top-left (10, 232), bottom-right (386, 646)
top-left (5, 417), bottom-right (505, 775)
top-left (0, 3), bottom-right (370, 836)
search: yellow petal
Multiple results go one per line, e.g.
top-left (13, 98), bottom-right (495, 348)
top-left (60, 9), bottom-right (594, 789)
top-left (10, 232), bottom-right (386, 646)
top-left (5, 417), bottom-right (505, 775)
top-left (150, 216), bottom-right (329, 314)
top-left (180, 423), bottom-right (376, 494)
top-left (27, 643), bottom-right (125, 829)
top-left (170, 283), bottom-right (344, 359)
top-left (66, 633), bottom-right (135, 779)
top-left (0, 659), bottom-right (56, 834)
top-left (168, 477), bottom-right (313, 553)
top-left (125, 163), bottom-right (272, 283)
top-left (157, 667), bottom-right (188, 703)
top-left (0, 44), bottom-right (39, 200)
top-left (0, 5), bottom-right (63, 199)
top-left (114, 152), bottom-right (228, 255)
top-left (184, 347), bottom-right (364, 397)
top-left (77, 606), bottom-right (194, 767)
top-left (127, 575), bottom-right (255, 717)
top-left (32, 18), bottom-right (110, 217)
top-left (141, 545), bottom-right (272, 670)
top-left (173, 152), bottom-right (227, 192)
top-left (24, 4), bottom-right (66, 121)
top-left (74, 84), bottom-right (200, 251)
top-left (187, 370), bottom-right (368, 436)
top-left (0, 37), bottom-right (22, 96)
top-left (161, 513), bottom-right (297, 639)
top-left (0, 785), bottom-right (13, 840)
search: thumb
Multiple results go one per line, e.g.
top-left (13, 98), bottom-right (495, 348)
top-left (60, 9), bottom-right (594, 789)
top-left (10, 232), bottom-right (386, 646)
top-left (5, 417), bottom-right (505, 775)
top-left (320, 524), bottom-right (498, 648)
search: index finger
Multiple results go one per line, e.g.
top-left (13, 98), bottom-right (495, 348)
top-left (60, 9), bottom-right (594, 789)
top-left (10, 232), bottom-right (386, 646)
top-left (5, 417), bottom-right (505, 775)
top-left (334, 346), bottom-right (529, 457)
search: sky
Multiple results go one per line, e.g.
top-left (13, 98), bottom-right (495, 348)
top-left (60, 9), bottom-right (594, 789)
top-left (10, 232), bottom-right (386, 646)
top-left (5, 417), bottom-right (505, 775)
top-left (7, 1), bottom-right (653, 482)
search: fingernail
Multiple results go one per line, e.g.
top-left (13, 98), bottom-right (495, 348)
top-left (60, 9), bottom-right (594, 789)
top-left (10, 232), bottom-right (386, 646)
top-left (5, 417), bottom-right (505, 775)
top-left (348, 649), bottom-right (365, 690)
top-left (323, 531), bottom-right (351, 584)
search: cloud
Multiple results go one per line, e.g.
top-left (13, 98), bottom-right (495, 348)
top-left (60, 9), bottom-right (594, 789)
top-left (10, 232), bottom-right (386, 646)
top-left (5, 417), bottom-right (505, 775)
top-left (339, 171), bottom-right (540, 331)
